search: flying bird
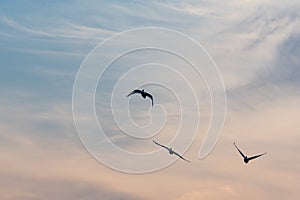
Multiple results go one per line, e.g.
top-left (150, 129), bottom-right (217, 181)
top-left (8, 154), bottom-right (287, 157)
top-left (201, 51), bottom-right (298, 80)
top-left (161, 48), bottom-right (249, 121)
top-left (127, 89), bottom-right (154, 106)
top-left (233, 142), bottom-right (267, 164)
top-left (153, 140), bottom-right (190, 162)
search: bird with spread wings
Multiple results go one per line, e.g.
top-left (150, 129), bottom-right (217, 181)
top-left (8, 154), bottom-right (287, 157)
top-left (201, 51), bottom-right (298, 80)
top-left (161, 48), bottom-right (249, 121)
top-left (233, 142), bottom-right (267, 164)
top-left (153, 140), bottom-right (190, 162)
top-left (127, 89), bottom-right (154, 107)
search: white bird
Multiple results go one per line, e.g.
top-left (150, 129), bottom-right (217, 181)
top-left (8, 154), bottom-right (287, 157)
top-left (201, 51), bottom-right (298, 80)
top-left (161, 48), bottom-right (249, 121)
top-left (233, 142), bottom-right (267, 164)
top-left (127, 89), bottom-right (154, 107)
top-left (153, 140), bottom-right (190, 162)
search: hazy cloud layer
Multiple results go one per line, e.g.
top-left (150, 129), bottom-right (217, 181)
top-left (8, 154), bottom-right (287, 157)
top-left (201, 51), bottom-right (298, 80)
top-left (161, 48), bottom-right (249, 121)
top-left (0, 0), bottom-right (300, 199)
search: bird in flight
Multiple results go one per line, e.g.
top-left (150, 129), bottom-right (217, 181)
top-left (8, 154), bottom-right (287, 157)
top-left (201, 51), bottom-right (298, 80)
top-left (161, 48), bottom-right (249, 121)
top-left (233, 142), bottom-right (267, 164)
top-left (153, 140), bottom-right (190, 162)
top-left (127, 89), bottom-right (154, 107)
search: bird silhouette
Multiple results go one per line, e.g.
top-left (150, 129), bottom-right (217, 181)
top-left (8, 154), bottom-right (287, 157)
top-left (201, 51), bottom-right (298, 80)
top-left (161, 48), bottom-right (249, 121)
top-left (153, 140), bottom-right (190, 162)
top-left (127, 89), bottom-right (154, 107)
top-left (233, 142), bottom-right (267, 164)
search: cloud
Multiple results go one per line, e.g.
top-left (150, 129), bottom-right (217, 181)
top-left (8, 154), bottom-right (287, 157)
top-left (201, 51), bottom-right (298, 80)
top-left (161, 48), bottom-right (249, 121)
top-left (226, 32), bottom-right (300, 111)
top-left (2, 17), bottom-right (55, 37)
top-left (1, 17), bottom-right (115, 41)
top-left (202, 2), bottom-right (300, 112)
top-left (1, 1), bottom-right (300, 200)
top-left (264, 33), bottom-right (300, 85)
top-left (175, 185), bottom-right (237, 200)
top-left (156, 1), bottom-right (217, 17)
top-left (0, 173), bottom-right (143, 200)
top-left (239, 6), bottom-right (299, 51)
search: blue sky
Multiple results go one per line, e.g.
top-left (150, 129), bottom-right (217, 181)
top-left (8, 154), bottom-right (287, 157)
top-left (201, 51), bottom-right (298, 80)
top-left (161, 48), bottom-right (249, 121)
top-left (1, 0), bottom-right (300, 199)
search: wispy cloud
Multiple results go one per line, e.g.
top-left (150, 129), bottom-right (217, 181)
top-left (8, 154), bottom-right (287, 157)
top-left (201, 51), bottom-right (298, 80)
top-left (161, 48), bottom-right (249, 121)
top-left (2, 17), bottom-right (115, 41)
top-left (155, 1), bottom-right (217, 17)
top-left (1, 1), bottom-right (300, 199)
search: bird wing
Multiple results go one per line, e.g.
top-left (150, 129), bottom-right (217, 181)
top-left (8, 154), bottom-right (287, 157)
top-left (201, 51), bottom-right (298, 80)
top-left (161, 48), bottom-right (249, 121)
top-left (248, 152), bottom-right (267, 161)
top-left (145, 92), bottom-right (154, 106)
top-left (127, 89), bottom-right (142, 97)
top-left (233, 142), bottom-right (246, 158)
top-left (173, 151), bottom-right (190, 163)
top-left (153, 140), bottom-right (170, 151)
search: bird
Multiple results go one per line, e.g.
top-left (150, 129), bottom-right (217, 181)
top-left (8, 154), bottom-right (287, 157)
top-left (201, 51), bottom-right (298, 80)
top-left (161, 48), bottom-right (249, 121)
top-left (127, 89), bottom-right (154, 107)
top-left (153, 140), bottom-right (190, 162)
top-left (233, 142), bottom-right (267, 164)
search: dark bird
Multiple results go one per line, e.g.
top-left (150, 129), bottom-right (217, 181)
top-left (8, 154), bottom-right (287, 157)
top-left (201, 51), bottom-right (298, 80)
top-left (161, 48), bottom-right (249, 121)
top-left (127, 89), bottom-right (154, 106)
top-left (233, 142), bottom-right (267, 164)
top-left (153, 140), bottom-right (190, 162)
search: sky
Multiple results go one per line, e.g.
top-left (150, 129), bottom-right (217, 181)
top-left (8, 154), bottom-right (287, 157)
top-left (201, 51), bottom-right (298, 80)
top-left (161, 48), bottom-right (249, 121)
top-left (0, 0), bottom-right (300, 199)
